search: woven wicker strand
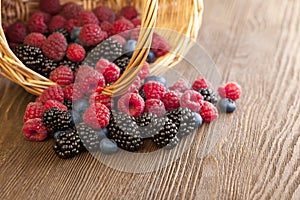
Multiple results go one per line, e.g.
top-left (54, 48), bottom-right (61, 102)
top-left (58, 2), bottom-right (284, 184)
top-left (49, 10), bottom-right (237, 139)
top-left (0, 0), bottom-right (203, 96)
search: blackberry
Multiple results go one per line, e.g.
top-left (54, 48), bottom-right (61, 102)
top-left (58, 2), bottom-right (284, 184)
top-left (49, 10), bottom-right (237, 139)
top-left (167, 107), bottom-right (197, 138)
top-left (198, 88), bottom-right (218, 105)
top-left (53, 28), bottom-right (70, 42)
top-left (113, 55), bottom-right (130, 74)
top-left (54, 129), bottom-right (83, 159)
top-left (76, 123), bottom-right (100, 152)
top-left (63, 98), bottom-right (73, 110)
top-left (39, 58), bottom-right (58, 78)
top-left (58, 58), bottom-right (80, 72)
top-left (83, 38), bottom-right (123, 67)
top-left (153, 117), bottom-right (179, 149)
top-left (14, 45), bottom-right (44, 72)
top-left (135, 113), bottom-right (158, 138)
top-left (138, 86), bottom-right (146, 100)
top-left (107, 112), bottom-right (143, 151)
top-left (42, 108), bottom-right (74, 132)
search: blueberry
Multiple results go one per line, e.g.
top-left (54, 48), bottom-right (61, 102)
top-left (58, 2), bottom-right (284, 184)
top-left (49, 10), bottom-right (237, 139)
top-left (99, 138), bottom-right (119, 155)
top-left (193, 112), bottom-right (203, 128)
top-left (73, 99), bottom-right (89, 114)
top-left (53, 131), bottom-right (63, 139)
top-left (144, 75), bottom-right (167, 86)
top-left (218, 98), bottom-right (236, 113)
top-left (97, 128), bottom-right (108, 140)
top-left (124, 39), bottom-right (137, 56)
top-left (147, 50), bottom-right (156, 63)
top-left (70, 27), bottom-right (82, 41)
top-left (71, 110), bottom-right (82, 124)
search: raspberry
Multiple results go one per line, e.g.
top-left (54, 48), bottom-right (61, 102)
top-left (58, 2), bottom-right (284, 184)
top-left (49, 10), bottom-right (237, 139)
top-left (138, 62), bottom-right (150, 79)
top-left (131, 18), bottom-right (141, 27)
top-left (22, 118), bottom-right (48, 141)
top-left (130, 27), bottom-right (140, 41)
top-left (43, 100), bottom-right (68, 112)
top-left (64, 19), bottom-right (80, 33)
top-left (143, 81), bottom-right (166, 100)
top-left (74, 65), bottom-right (94, 82)
top-left (93, 5), bottom-right (115, 23)
top-left (145, 99), bottom-right (166, 117)
top-left (151, 34), bottom-right (169, 57)
top-left (95, 58), bottom-right (110, 73)
top-left (100, 21), bottom-right (114, 36)
top-left (79, 24), bottom-right (107, 46)
top-left (24, 33), bottom-right (46, 49)
top-left (89, 93), bottom-right (112, 109)
top-left (42, 33), bottom-right (67, 61)
top-left (49, 66), bottom-right (74, 86)
top-left (27, 12), bottom-right (49, 34)
top-left (7, 21), bottom-right (27, 43)
top-left (80, 70), bottom-right (105, 95)
top-left (218, 82), bottom-right (242, 101)
top-left (23, 102), bottom-right (44, 122)
top-left (60, 2), bottom-right (83, 20)
top-left (118, 93), bottom-right (145, 117)
top-left (192, 78), bottom-right (212, 91)
top-left (95, 59), bottom-right (120, 84)
top-left (110, 35), bottom-right (126, 46)
top-left (180, 90), bottom-right (204, 112)
top-left (126, 76), bottom-right (142, 93)
top-left (120, 6), bottom-right (138, 20)
top-left (83, 104), bottom-right (110, 129)
top-left (79, 11), bottom-right (99, 26)
top-left (48, 15), bottom-right (67, 32)
top-left (63, 84), bottom-right (83, 102)
top-left (162, 91), bottom-right (181, 111)
top-left (169, 78), bottom-right (189, 93)
top-left (66, 44), bottom-right (86, 62)
top-left (113, 18), bottom-right (134, 38)
top-left (39, 0), bottom-right (61, 15)
top-left (199, 101), bottom-right (218, 122)
top-left (40, 85), bottom-right (64, 104)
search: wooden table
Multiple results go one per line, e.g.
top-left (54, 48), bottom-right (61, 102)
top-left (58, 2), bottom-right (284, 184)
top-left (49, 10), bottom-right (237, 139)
top-left (1, 0), bottom-right (300, 199)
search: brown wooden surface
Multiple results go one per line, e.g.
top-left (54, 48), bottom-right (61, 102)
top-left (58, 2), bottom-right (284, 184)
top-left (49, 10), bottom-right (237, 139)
top-left (1, 0), bottom-right (300, 199)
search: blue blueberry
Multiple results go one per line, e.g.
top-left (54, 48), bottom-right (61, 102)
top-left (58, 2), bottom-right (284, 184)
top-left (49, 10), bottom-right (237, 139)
top-left (99, 138), bottom-right (119, 155)
top-left (124, 39), bottom-right (137, 56)
top-left (71, 110), bottom-right (82, 124)
top-left (144, 75), bottom-right (167, 86)
top-left (97, 128), bottom-right (108, 140)
top-left (70, 27), bottom-right (82, 41)
top-left (53, 131), bottom-right (63, 140)
top-left (147, 50), bottom-right (156, 63)
top-left (218, 98), bottom-right (236, 113)
top-left (73, 99), bottom-right (89, 114)
top-left (193, 112), bottom-right (203, 128)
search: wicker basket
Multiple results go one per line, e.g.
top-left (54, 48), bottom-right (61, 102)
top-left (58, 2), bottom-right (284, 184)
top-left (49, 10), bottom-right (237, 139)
top-left (0, 0), bottom-right (203, 96)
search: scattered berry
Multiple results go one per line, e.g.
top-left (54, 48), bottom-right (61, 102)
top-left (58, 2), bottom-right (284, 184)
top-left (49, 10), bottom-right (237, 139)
top-left (42, 108), bottom-right (73, 131)
top-left (180, 90), bottom-right (204, 112)
top-left (100, 21), bottom-right (113, 36)
top-left (79, 23), bottom-right (107, 46)
top-left (66, 43), bottom-right (86, 62)
top-left (145, 99), bottom-right (166, 117)
top-left (76, 123), bottom-right (100, 151)
top-left (143, 81), bottom-right (166, 100)
top-left (118, 93), bottom-right (145, 117)
top-left (110, 34), bottom-right (126, 46)
top-left (49, 66), bottom-right (74, 86)
top-left (192, 78), bottom-right (211, 91)
top-left (218, 82), bottom-right (242, 101)
top-left (113, 55), bottom-right (130, 73)
top-left (138, 62), bottom-right (150, 79)
top-left (218, 98), bottom-right (236, 113)
top-left (193, 112), bottom-right (203, 128)
top-left (131, 18), bottom-right (141, 27)
top-left (48, 15), bottom-right (67, 32)
top-left (63, 83), bottom-right (83, 102)
top-left (65, 19), bottom-right (80, 34)
top-left (73, 99), bottom-right (89, 115)
top-left (39, 0), bottom-right (61, 15)
top-left (99, 138), bottom-right (119, 155)
top-left (80, 70), bottom-right (105, 95)
top-left (24, 32), bottom-right (46, 49)
top-left (79, 11), bottom-right (99, 25)
top-left (198, 88), bottom-right (218, 105)
top-left (126, 76), bottom-right (142, 93)
top-left (120, 6), bottom-right (138, 20)
top-left (43, 100), bottom-right (68, 112)
top-left (22, 118), bottom-right (48, 141)
top-left (151, 34), bottom-right (169, 57)
top-left (42, 32), bottom-right (67, 61)
top-left (147, 50), bottom-right (156, 63)
top-left (7, 21), bottom-right (27, 43)
top-left (83, 104), bottom-right (110, 130)
top-left (93, 5), bottom-right (115, 23)
top-left (27, 12), bottom-right (49, 34)
top-left (124, 39), bottom-right (137, 56)
top-left (39, 85), bottom-right (64, 104)
top-left (162, 91), bottom-right (181, 111)
top-left (169, 78), bottom-right (189, 93)
top-left (144, 75), bottom-right (167, 86)
top-left (199, 101), bottom-right (218, 122)
top-left (60, 2), bottom-right (83, 20)
top-left (89, 92), bottom-right (112, 109)
top-left (23, 102), bottom-right (44, 122)
top-left (95, 59), bottom-right (120, 84)
top-left (113, 18), bottom-right (134, 38)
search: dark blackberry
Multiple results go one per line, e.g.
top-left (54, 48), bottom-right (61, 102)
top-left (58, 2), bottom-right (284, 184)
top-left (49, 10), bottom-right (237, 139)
top-left (83, 38), bottom-right (123, 67)
top-left (53, 28), bottom-right (70, 42)
top-left (13, 45), bottom-right (44, 72)
top-left (107, 112), bottom-right (143, 152)
top-left (42, 108), bottom-right (74, 132)
top-left (54, 129), bottom-right (83, 159)
top-left (58, 58), bottom-right (80, 72)
top-left (76, 123), bottom-right (100, 152)
top-left (167, 107), bottom-right (197, 138)
top-left (138, 86), bottom-right (146, 100)
top-left (135, 113), bottom-right (158, 138)
top-left (39, 58), bottom-right (58, 78)
top-left (153, 117), bottom-right (179, 149)
top-left (113, 55), bottom-right (130, 74)
top-left (63, 98), bottom-right (73, 110)
top-left (198, 88), bottom-right (218, 105)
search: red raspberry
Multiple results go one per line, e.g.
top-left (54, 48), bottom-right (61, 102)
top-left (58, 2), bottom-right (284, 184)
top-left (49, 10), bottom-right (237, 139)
top-left (79, 24), bottom-right (107, 46)
top-left (93, 5), bottom-right (115, 23)
top-left (130, 27), bottom-right (140, 40)
top-left (63, 84), bottom-right (84, 102)
top-left (40, 85), bottom-right (64, 104)
top-left (151, 33), bottom-right (169, 57)
top-left (39, 0), bottom-right (61, 15)
top-left (23, 102), bottom-right (44, 122)
top-left (192, 78), bottom-right (212, 91)
top-left (81, 70), bottom-right (105, 95)
top-left (27, 12), bottom-right (49, 34)
top-left (162, 91), bottom-right (181, 111)
top-left (48, 15), bottom-right (67, 32)
top-left (131, 18), bottom-right (141, 27)
top-left (79, 11), bottom-right (99, 26)
top-left (66, 43), bottom-right (86, 62)
top-left (169, 78), bottom-right (189, 93)
top-left (180, 90), bottom-right (204, 112)
top-left (89, 92), bottom-right (112, 109)
top-left (143, 81), bottom-right (166, 100)
top-left (145, 99), bottom-right (166, 117)
top-left (218, 82), bottom-right (242, 101)
top-left (49, 66), bottom-right (74, 86)
top-left (64, 19), bottom-right (80, 33)
top-left (74, 65), bottom-right (94, 82)
top-left (24, 33), bottom-right (46, 49)
top-left (120, 6), bottom-right (138, 20)
top-left (42, 32), bottom-right (67, 61)
top-left (199, 100), bottom-right (218, 122)
top-left (95, 58), bottom-right (110, 73)
top-left (22, 118), bottom-right (48, 141)
top-left (83, 104), bottom-right (110, 129)
top-left (110, 35), bottom-right (126, 46)
top-left (60, 2), bottom-right (83, 20)
top-left (118, 93), bottom-right (145, 117)
top-left (113, 18), bottom-right (134, 38)
top-left (126, 76), bottom-right (142, 93)
top-left (100, 21), bottom-right (113, 36)
top-left (95, 59), bottom-right (120, 84)
top-left (138, 62), bottom-right (150, 80)
top-left (7, 21), bottom-right (27, 43)
top-left (43, 100), bottom-right (68, 112)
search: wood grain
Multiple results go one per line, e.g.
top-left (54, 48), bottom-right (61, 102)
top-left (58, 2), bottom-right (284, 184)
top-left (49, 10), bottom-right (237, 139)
top-left (1, 0), bottom-right (300, 199)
